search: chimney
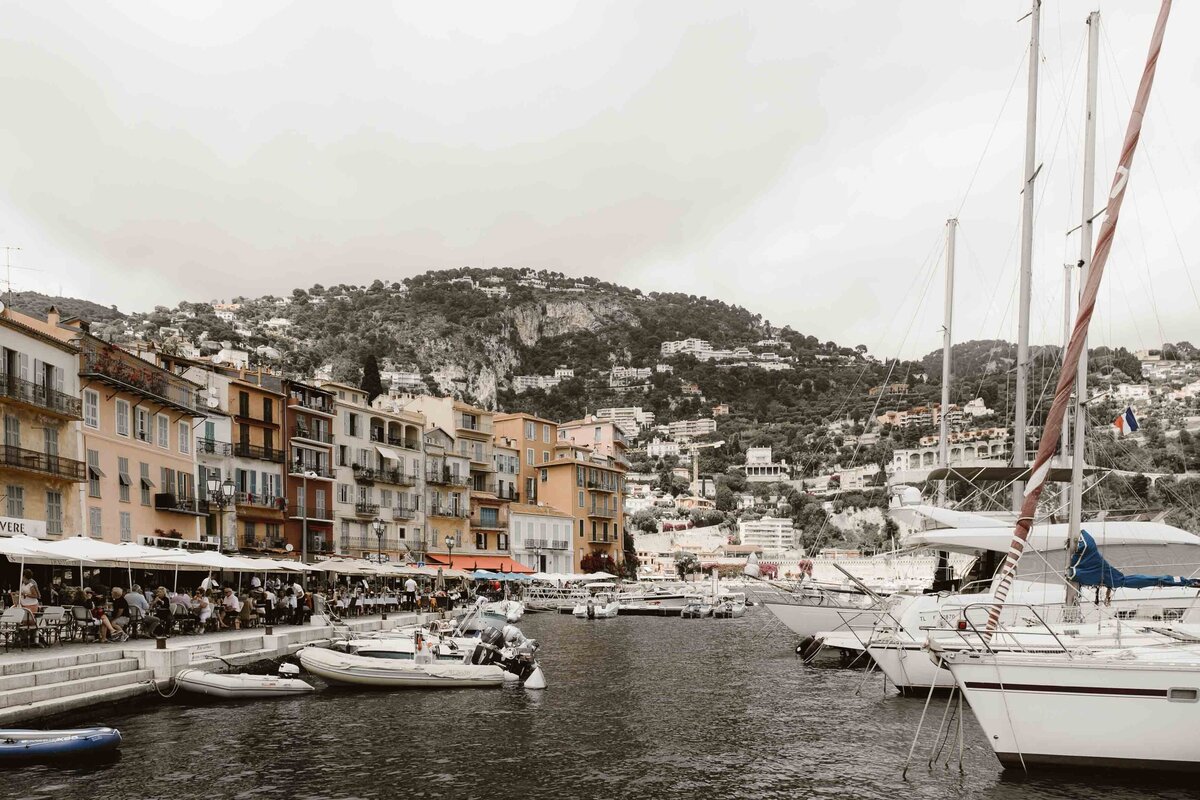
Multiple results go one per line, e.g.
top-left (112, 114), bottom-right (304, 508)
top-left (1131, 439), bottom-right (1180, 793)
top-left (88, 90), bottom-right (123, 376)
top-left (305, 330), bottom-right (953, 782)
top-left (45, 305), bottom-right (60, 326)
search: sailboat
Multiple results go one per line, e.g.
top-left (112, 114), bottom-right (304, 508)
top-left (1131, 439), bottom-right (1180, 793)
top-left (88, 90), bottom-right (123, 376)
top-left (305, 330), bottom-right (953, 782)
top-left (939, 0), bottom-right (1200, 771)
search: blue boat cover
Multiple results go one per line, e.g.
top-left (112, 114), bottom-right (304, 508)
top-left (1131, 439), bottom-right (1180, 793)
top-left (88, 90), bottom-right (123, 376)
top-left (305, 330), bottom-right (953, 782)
top-left (1068, 530), bottom-right (1200, 589)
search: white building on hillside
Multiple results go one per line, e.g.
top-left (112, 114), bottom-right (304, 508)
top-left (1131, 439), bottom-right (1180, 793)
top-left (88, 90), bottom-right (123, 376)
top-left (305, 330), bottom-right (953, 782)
top-left (742, 447), bottom-right (790, 483)
top-left (596, 406), bottom-right (655, 435)
top-left (660, 338), bottom-right (713, 359)
top-left (739, 517), bottom-right (798, 557)
top-left (646, 438), bottom-right (680, 459)
top-left (667, 418), bottom-right (717, 441)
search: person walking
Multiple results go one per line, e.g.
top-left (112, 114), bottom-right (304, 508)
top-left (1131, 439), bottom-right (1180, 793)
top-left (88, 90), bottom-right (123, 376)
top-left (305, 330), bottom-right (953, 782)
top-left (404, 576), bottom-right (417, 612)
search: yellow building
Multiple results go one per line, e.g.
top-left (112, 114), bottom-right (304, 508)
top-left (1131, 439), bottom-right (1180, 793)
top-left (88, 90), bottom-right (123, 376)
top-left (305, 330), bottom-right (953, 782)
top-left (56, 324), bottom-right (207, 545)
top-left (0, 307), bottom-right (85, 540)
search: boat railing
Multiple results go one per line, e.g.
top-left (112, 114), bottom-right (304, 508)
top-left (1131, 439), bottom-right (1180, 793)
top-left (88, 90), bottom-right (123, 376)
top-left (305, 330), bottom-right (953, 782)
top-left (930, 602), bottom-right (1075, 658)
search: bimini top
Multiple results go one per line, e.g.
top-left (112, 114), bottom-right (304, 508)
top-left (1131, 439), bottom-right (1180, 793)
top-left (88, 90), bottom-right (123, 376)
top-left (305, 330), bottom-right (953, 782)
top-left (904, 519), bottom-right (1200, 555)
top-left (904, 505), bottom-right (1011, 529)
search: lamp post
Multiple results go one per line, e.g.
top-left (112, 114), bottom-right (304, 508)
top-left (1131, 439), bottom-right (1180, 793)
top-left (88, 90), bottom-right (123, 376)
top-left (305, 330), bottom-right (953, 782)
top-left (300, 469), bottom-right (318, 588)
top-left (374, 518), bottom-right (386, 564)
top-left (445, 534), bottom-right (454, 570)
top-left (206, 475), bottom-right (235, 552)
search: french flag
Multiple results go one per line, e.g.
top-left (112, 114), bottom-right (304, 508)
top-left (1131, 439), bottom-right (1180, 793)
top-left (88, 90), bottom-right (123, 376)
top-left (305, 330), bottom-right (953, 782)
top-left (1113, 406), bottom-right (1139, 435)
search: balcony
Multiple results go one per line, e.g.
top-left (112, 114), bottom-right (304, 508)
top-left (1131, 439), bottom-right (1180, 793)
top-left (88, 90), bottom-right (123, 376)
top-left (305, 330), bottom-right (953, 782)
top-left (154, 493), bottom-right (210, 516)
top-left (196, 438), bottom-right (232, 456)
top-left (290, 394), bottom-right (334, 416)
top-left (355, 501), bottom-right (380, 517)
top-left (428, 505), bottom-right (468, 519)
top-left (80, 340), bottom-right (206, 415)
top-left (587, 478), bottom-right (617, 493)
top-left (493, 486), bottom-right (520, 502)
top-left (291, 425), bottom-right (332, 444)
top-left (289, 504), bottom-right (334, 521)
top-left (425, 469), bottom-right (469, 487)
top-left (0, 372), bottom-right (82, 419)
top-left (525, 538), bottom-right (568, 550)
top-left (233, 442), bottom-right (285, 463)
top-left (456, 415), bottom-right (492, 436)
top-left (471, 516), bottom-right (508, 531)
top-left (289, 462), bottom-right (334, 479)
top-left (392, 505), bottom-right (418, 520)
top-left (587, 507), bottom-right (616, 519)
top-left (389, 436), bottom-right (422, 451)
top-left (235, 492), bottom-right (287, 512)
top-left (352, 465), bottom-right (376, 484)
top-left (353, 465), bottom-right (417, 486)
top-left (0, 445), bottom-right (86, 481)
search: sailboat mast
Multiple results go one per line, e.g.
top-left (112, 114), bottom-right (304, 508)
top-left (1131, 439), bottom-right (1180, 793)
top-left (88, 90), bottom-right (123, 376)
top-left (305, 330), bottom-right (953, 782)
top-left (1012, 0), bottom-right (1041, 510)
top-left (938, 218), bottom-right (957, 507)
top-left (1067, 10), bottom-right (1101, 604)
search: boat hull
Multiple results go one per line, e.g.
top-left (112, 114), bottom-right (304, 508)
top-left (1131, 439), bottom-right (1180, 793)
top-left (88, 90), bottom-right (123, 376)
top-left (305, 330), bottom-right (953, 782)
top-left (946, 651), bottom-right (1200, 770)
top-left (175, 669), bottom-right (315, 699)
top-left (763, 602), bottom-right (882, 638)
top-left (299, 647), bottom-right (510, 689)
top-left (0, 728), bottom-right (122, 762)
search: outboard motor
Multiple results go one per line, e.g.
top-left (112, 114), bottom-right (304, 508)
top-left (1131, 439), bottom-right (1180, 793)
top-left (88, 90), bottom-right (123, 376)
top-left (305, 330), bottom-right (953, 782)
top-left (469, 625), bottom-right (507, 666)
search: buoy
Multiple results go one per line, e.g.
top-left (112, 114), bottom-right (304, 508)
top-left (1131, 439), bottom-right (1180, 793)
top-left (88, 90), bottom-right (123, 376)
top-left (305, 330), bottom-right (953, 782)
top-left (524, 665), bottom-right (547, 690)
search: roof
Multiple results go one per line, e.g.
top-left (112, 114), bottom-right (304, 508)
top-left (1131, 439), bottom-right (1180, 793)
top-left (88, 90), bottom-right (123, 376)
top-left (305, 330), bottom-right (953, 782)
top-left (425, 554), bottom-right (534, 573)
top-left (0, 311), bottom-right (80, 354)
top-left (508, 503), bottom-right (573, 518)
top-left (494, 412), bottom-right (558, 425)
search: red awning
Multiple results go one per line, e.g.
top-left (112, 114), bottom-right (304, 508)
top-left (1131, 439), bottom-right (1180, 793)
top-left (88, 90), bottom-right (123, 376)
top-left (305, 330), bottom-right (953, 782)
top-left (424, 555), bottom-right (534, 574)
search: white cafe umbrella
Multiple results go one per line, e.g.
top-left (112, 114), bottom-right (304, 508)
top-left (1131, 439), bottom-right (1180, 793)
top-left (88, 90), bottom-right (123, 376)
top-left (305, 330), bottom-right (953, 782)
top-left (0, 534), bottom-right (73, 588)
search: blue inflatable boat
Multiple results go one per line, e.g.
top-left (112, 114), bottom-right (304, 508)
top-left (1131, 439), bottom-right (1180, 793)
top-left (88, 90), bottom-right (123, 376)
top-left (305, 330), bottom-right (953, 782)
top-left (0, 727), bottom-right (122, 762)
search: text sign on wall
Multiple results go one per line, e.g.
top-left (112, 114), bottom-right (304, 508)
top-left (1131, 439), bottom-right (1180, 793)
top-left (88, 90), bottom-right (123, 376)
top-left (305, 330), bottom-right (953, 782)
top-left (0, 517), bottom-right (48, 539)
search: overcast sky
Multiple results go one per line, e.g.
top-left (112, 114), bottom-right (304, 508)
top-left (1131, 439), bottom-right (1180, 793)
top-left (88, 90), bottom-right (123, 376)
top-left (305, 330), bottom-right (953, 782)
top-left (2, 1), bottom-right (1197, 358)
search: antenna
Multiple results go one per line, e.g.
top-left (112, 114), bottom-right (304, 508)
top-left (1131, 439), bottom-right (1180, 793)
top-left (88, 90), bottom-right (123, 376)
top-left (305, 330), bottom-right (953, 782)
top-left (1, 246), bottom-right (41, 305)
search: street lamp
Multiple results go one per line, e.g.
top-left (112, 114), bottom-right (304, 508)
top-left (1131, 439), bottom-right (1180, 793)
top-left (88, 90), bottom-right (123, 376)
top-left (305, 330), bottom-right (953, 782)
top-left (444, 534), bottom-right (454, 570)
top-left (206, 475), bottom-right (235, 552)
top-left (373, 518), bottom-right (386, 564)
top-left (300, 469), bottom-right (318, 588)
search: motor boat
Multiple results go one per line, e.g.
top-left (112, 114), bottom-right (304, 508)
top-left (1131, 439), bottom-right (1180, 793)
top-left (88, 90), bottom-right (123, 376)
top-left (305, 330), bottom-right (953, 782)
top-left (175, 665), bottom-right (315, 699)
top-left (573, 594), bottom-right (619, 620)
top-left (340, 636), bottom-right (476, 662)
top-left (680, 599), bottom-right (713, 619)
top-left (713, 593), bottom-right (747, 619)
top-left (0, 728), bottom-right (122, 762)
top-left (482, 599), bottom-right (524, 624)
top-left (300, 626), bottom-right (546, 689)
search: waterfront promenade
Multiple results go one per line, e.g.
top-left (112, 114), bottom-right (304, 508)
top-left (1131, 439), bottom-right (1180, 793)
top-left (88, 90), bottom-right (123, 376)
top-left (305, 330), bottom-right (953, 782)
top-left (0, 610), bottom-right (445, 725)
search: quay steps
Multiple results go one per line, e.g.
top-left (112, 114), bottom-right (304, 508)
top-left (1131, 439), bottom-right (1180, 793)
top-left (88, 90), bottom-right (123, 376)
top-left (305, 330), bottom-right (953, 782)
top-left (0, 650), bottom-right (154, 726)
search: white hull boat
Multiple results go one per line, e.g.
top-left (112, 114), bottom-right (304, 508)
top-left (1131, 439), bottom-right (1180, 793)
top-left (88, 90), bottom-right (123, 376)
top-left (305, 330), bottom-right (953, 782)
top-left (175, 668), bottom-right (315, 699)
top-left (943, 643), bottom-right (1200, 771)
top-left (763, 601), bottom-right (883, 638)
top-left (483, 600), bottom-right (525, 624)
top-left (713, 593), bottom-right (747, 618)
top-left (573, 600), bottom-right (619, 619)
top-left (299, 646), bottom-right (513, 689)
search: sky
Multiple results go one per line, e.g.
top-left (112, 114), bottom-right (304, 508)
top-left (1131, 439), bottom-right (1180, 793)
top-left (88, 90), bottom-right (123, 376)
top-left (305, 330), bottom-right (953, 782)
top-left (1, 1), bottom-right (1198, 359)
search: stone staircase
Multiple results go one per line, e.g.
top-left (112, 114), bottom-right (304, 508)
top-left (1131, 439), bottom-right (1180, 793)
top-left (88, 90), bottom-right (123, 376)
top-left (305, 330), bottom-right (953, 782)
top-left (0, 649), bottom-right (154, 725)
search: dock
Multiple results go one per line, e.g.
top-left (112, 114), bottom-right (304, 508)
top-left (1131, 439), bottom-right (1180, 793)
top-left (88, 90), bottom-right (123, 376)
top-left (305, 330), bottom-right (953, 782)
top-left (0, 611), bottom-right (450, 725)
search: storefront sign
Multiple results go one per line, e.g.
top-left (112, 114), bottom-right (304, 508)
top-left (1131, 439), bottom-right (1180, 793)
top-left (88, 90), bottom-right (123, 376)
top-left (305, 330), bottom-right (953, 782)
top-left (0, 517), bottom-right (47, 539)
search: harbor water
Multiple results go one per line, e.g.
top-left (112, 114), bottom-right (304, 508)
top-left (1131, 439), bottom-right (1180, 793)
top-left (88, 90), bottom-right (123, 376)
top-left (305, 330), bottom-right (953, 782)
top-left (3, 611), bottom-right (1196, 800)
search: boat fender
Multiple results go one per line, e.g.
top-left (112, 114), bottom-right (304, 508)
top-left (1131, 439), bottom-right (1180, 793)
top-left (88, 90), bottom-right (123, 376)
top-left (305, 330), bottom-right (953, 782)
top-left (797, 636), bottom-right (823, 661)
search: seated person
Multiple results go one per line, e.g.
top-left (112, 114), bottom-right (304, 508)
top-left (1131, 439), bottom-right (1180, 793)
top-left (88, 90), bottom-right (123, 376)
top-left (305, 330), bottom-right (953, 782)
top-left (221, 587), bottom-right (242, 630)
top-left (110, 587), bottom-right (131, 636)
top-left (81, 588), bottom-right (122, 643)
top-left (192, 589), bottom-right (212, 630)
top-left (150, 587), bottom-right (173, 633)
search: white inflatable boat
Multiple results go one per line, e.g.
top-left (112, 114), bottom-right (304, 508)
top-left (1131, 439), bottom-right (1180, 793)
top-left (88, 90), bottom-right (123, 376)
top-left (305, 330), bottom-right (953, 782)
top-left (299, 646), bottom-right (513, 689)
top-left (175, 667), bottom-right (315, 699)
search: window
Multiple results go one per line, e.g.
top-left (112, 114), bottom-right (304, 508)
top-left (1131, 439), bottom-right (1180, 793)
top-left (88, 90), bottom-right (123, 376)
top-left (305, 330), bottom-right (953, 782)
top-left (337, 483), bottom-right (351, 504)
top-left (262, 397), bottom-right (273, 423)
top-left (179, 422), bottom-right (191, 454)
top-left (594, 426), bottom-right (601, 441)
top-left (525, 477), bottom-right (535, 500)
top-left (83, 390), bottom-right (99, 429)
top-left (45, 491), bottom-right (62, 535)
top-left (87, 449), bottom-right (102, 497)
top-left (118, 457), bottom-right (131, 503)
top-left (88, 506), bottom-right (102, 538)
top-left (6, 485), bottom-right (23, 517)
top-left (139, 462), bottom-right (152, 505)
top-left (119, 512), bottom-right (132, 543)
top-left (43, 428), bottom-right (58, 458)
top-left (135, 407), bottom-right (151, 443)
top-left (480, 507), bottom-right (498, 526)
top-left (543, 425), bottom-right (550, 443)
top-left (115, 400), bottom-right (130, 437)
top-left (526, 448), bottom-right (534, 466)
top-left (498, 533), bottom-right (508, 550)
top-left (338, 445), bottom-right (349, 466)
top-left (160, 467), bottom-right (176, 497)
top-left (525, 421), bottom-right (535, 439)
top-left (476, 532), bottom-right (487, 550)
top-left (238, 391), bottom-right (250, 417)
top-left (578, 490), bottom-right (584, 508)
top-left (3, 415), bottom-right (19, 447)
top-left (157, 415), bottom-right (169, 449)
top-left (579, 519), bottom-right (584, 538)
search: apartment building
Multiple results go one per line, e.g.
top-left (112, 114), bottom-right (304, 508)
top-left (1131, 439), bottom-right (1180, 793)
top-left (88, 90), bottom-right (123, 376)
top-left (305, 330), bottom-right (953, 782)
top-left (421, 426), bottom-right (470, 565)
top-left (223, 371), bottom-right (289, 552)
top-left (0, 307), bottom-right (85, 540)
top-left (493, 413), bottom-right (557, 505)
top-left (536, 441), bottom-right (626, 572)
top-left (594, 406), bottom-right (654, 436)
top-left (660, 338), bottom-right (713, 358)
top-left (667, 417), bottom-right (718, 441)
top-left (284, 380), bottom-right (336, 559)
top-left (493, 438), bottom-right (521, 502)
top-left (509, 503), bottom-right (573, 573)
top-left (325, 383), bottom-right (423, 562)
top-left (64, 328), bottom-right (207, 545)
top-left (742, 447), bottom-right (791, 483)
top-left (558, 416), bottom-right (631, 468)
top-left (739, 516), bottom-right (798, 557)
